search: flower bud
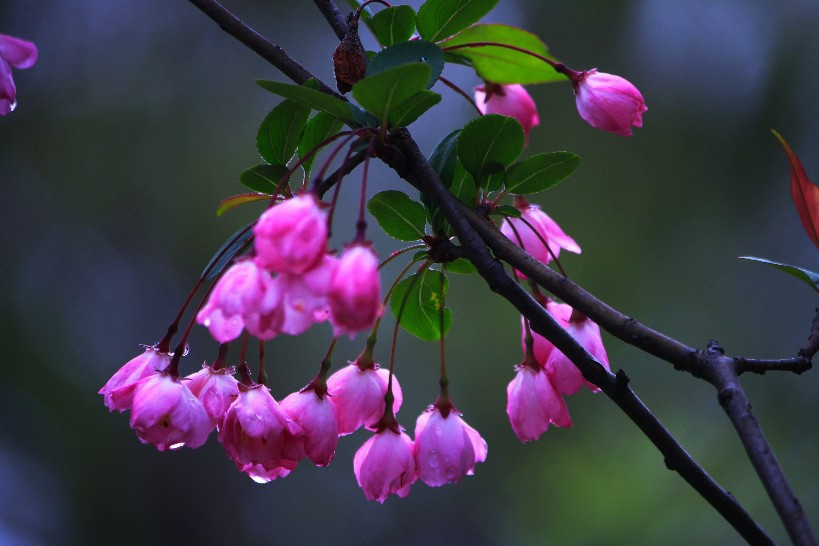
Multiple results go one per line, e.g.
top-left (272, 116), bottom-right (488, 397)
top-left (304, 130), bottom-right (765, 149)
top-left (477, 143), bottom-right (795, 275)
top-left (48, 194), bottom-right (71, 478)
top-left (328, 244), bottom-right (382, 337)
top-left (280, 390), bottom-right (339, 467)
top-left (129, 373), bottom-right (212, 451)
top-left (185, 364), bottom-right (240, 430)
top-left (353, 428), bottom-right (417, 503)
top-left (506, 365), bottom-right (571, 442)
top-left (573, 69), bottom-right (647, 136)
top-left (218, 385), bottom-right (303, 474)
top-left (253, 193), bottom-right (328, 275)
top-left (414, 407), bottom-right (487, 487)
top-left (475, 83), bottom-right (540, 143)
top-left (99, 346), bottom-right (170, 412)
top-left (326, 363), bottom-right (403, 435)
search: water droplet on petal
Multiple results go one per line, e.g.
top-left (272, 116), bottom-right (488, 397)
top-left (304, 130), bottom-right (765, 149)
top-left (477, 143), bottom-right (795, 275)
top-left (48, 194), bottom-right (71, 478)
top-left (169, 442), bottom-right (185, 450)
top-left (427, 450), bottom-right (441, 469)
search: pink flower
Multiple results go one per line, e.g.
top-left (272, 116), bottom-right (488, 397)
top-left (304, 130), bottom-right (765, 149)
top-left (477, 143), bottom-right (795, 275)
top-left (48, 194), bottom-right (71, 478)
top-left (99, 346), bottom-right (170, 412)
top-left (475, 83), bottom-right (540, 144)
top-left (218, 385), bottom-right (303, 472)
top-left (501, 201), bottom-right (580, 277)
top-left (276, 254), bottom-right (338, 335)
top-left (521, 302), bottom-right (573, 366)
top-left (185, 364), bottom-right (240, 429)
top-left (328, 244), bottom-right (383, 337)
top-left (414, 407), bottom-right (487, 487)
top-left (353, 428), bottom-right (417, 503)
top-left (280, 390), bottom-right (339, 467)
top-left (506, 364), bottom-right (571, 442)
top-left (239, 462), bottom-right (294, 484)
top-left (129, 373), bottom-right (212, 451)
top-left (196, 260), bottom-right (281, 343)
top-left (0, 33), bottom-right (38, 115)
top-left (326, 363), bottom-right (403, 435)
top-left (545, 314), bottom-right (610, 396)
top-left (573, 69), bottom-right (647, 136)
top-left (253, 193), bottom-right (328, 274)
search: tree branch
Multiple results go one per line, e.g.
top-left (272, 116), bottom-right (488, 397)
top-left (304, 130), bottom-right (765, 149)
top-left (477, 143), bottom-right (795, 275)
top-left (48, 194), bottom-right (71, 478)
top-left (187, 0), bottom-right (342, 98)
top-left (386, 130), bottom-right (774, 545)
top-left (183, 1), bottom-right (815, 542)
top-left (313, 0), bottom-right (349, 40)
top-left (703, 341), bottom-right (816, 546)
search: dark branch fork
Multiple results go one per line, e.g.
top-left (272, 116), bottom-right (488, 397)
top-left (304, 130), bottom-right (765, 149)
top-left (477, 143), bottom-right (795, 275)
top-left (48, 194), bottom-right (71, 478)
top-left (187, 1), bottom-right (817, 543)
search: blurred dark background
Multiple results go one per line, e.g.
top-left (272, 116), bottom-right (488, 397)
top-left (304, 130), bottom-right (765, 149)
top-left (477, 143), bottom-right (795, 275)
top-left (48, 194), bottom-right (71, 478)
top-left (2, 0), bottom-right (819, 544)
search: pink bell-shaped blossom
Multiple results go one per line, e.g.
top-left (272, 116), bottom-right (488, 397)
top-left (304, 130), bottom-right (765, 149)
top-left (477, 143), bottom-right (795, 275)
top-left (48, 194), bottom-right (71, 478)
top-left (280, 390), bottom-right (339, 466)
top-left (501, 199), bottom-right (580, 277)
top-left (197, 260), bottom-right (281, 343)
top-left (99, 346), bottom-right (171, 412)
top-left (506, 364), bottom-right (571, 442)
top-left (129, 372), bottom-right (212, 451)
top-left (475, 83), bottom-right (540, 144)
top-left (0, 33), bottom-right (38, 115)
top-left (185, 364), bottom-right (240, 430)
top-left (414, 406), bottom-right (487, 487)
top-left (521, 302), bottom-right (573, 366)
top-left (276, 254), bottom-right (338, 335)
top-left (353, 428), bottom-right (417, 503)
top-left (219, 384), bottom-right (303, 473)
top-left (253, 193), bottom-right (328, 274)
top-left (326, 363), bottom-right (403, 435)
top-left (545, 312), bottom-right (610, 396)
top-left (573, 69), bottom-right (647, 136)
top-left (328, 243), bottom-right (383, 337)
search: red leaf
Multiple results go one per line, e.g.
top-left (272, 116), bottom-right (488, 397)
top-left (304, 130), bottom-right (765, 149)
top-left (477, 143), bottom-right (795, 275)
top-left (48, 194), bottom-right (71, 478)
top-left (773, 130), bottom-right (819, 249)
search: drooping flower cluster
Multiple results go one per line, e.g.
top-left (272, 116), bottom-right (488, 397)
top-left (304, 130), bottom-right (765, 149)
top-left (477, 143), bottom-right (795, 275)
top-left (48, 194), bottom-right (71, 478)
top-left (197, 193), bottom-right (382, 342)
top-left (507, 301), bottom-right (610, 442)
top-left (101, 346), bottom-right (487, 500)
top-left (0, 33), bottom-right (38, 115)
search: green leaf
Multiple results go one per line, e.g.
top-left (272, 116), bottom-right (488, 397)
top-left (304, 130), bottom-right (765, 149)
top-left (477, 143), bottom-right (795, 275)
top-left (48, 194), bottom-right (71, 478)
top-left (371, 6), bottom-right (417, 46)
top-left (444, 258), bottom-right (476, 274)
top-left (388, 90), bottom-right (442, 127)
top-left (352, 63), bottom-right (431, 126)
top-left (417, 0), bottom-right (499, 42)
top-left (368, 190), bottom-right (428, 241)
top-left (441, 24), bottom-right (565, 84)
top-left (367, 41), bottom-right (444, 88)
top-left (298, 112), bottom-right (344, 175)
top-left (257, 79), bottom-right (363, 127)
top-left (216, 193), bottom-right (269, 217)
top-left (450, 161), bottom-right (477, 204)
top-left (390, 269), bottom-right (452, 340)
top-left (256, 99), bottom-right (311, 165)
top-left (202, 223), bottom-right (255, 281)
top-left (504, 152), bottom-right (580, 195)
top-left (739, 257), bottom-right (819, 293)
top-left (457, 114), bottom-right (524, 183)
top-left (239, 164), bottom-right (289, 194)
top-left (490, 204), bottom-right (521, 218)
top-left (429, 129), bottom-right (461, 187)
